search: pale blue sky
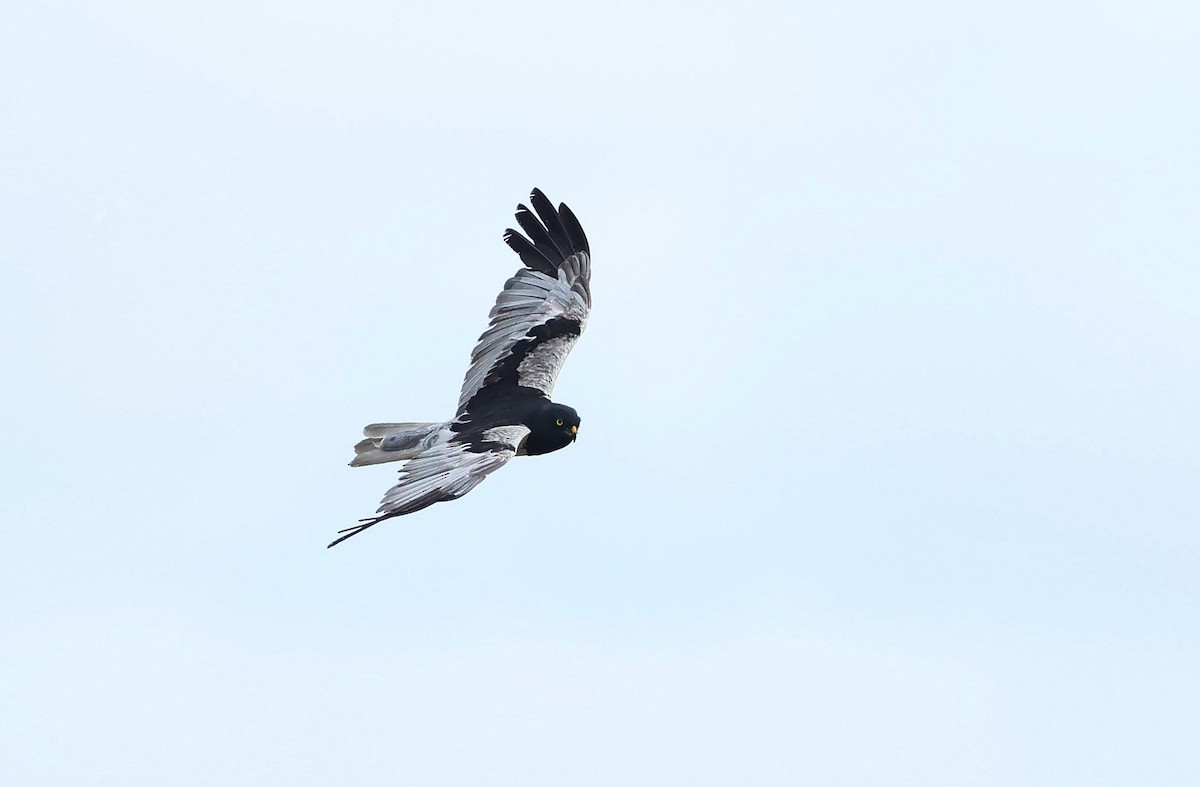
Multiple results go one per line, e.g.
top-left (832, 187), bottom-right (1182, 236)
top-left (2, 1), bottom-right (1198, 784)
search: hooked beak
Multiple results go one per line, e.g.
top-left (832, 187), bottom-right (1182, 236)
top-left (570, 424), bottom-right (578, 442)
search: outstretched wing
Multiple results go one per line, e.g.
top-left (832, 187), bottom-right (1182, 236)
top-left (328, 425), bottom-right (529, 548)
top-left (457, 188), bottom-right (591, 414)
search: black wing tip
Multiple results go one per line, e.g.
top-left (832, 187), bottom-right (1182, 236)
top-left (329, 491), bottom-right (453, 548)
top-left (327, 528), bottom-right (365, 548)
top-left (503, 188), bottom-right (588, 272)
top-left (326, 530), bottom-right (362, 549)
top-left (503, 227), bottom-right (557, 276)
top-left (557, 201), bottom-right (590, 257)
top-left (327, 513), bottom-right (392, 548)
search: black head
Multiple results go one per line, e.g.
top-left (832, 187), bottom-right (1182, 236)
top-left (522, 401), bottom-right (581, 456)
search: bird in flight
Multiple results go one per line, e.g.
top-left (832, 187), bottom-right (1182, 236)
top-left (330, 189), bottom-right (591, 548)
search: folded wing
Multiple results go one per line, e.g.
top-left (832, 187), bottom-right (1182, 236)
top-left (457, 189), bottom-right (591, 414)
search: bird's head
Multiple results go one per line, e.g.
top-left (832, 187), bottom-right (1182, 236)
top-left (544, 403), bottom-right (580, 443)
top-left (523, 402), bottom-right (580, 455)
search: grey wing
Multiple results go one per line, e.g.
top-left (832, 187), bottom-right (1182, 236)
top-left (457, 189), bottom-right (591, 413)
top-left (328, 425), bottom-right (529, 548)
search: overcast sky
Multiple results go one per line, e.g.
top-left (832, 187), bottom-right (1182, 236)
top-left (3, 1), bottom-right (1198, 784)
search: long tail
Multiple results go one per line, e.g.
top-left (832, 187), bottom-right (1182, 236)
top-left (348, 422), bottom-right (449, 467)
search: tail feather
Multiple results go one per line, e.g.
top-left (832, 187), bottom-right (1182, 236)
top-left (363, 422), bottom-right (433, 439)
top-left (349, 421), bottom-right (448, 467)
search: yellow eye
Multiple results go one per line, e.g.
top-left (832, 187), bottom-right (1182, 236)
top-left (555, 418), bottom-right (564, 426)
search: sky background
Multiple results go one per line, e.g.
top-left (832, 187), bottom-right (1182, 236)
top-left (2, 1), bottom-right (1198, 784)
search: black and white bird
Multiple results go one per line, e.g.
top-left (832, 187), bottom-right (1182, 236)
top-left (330, 189), bottom-right (591, 548)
